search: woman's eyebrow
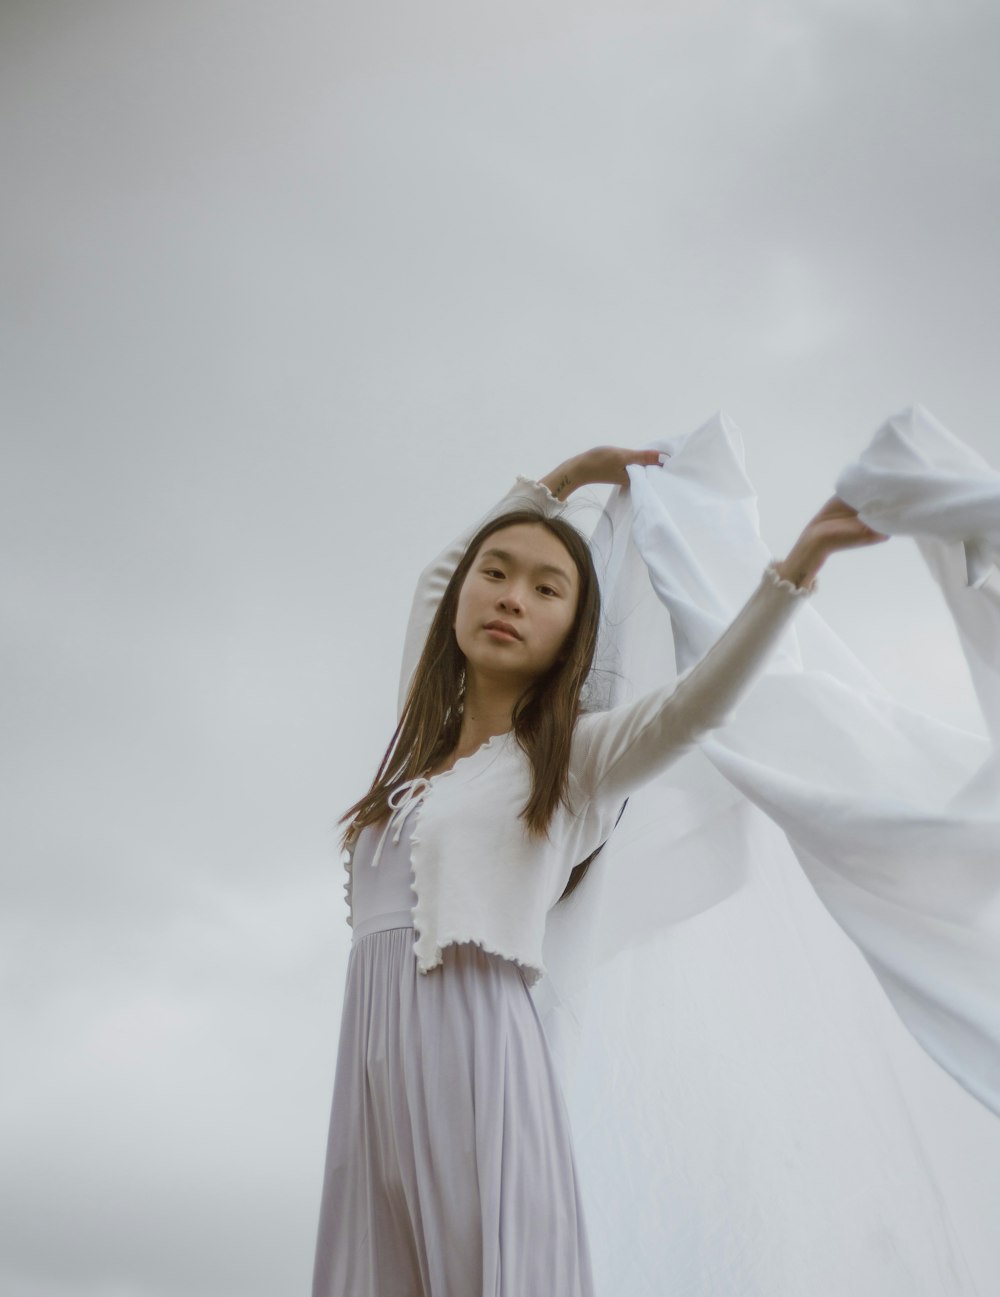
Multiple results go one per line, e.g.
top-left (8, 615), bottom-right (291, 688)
top-left (480, 547), bottom-right (573, 585)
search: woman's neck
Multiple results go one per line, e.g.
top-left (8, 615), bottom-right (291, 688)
top-left (457, 676), bottom-right (521, 753)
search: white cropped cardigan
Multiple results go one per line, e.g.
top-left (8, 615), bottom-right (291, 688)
top-left (342, 474), bottom-right (813, 986)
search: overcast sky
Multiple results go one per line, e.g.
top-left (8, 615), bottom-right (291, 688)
top-left (2, 2), bottom-right (999, 1294)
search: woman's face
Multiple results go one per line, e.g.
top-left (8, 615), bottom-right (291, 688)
top-left (453, 523), bottom-right (580, 687)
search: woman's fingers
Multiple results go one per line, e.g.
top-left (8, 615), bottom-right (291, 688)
top-left (809, 515), bottom-right (891, 552)
top-left (808, 496), bottom-right (890, 547)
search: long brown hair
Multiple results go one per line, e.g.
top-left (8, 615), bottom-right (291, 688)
top-left (336, 507), bottom-right (612, 902)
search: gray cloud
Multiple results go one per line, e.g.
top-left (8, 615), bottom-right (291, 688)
top-left (2, 1), bottom-right (998, 1292)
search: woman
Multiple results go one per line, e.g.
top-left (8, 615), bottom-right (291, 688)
top-left (312, 444), bottom-right (888, 1297)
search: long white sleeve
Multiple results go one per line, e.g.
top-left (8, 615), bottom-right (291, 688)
top-left (573, 563), bottom-right (813, 810)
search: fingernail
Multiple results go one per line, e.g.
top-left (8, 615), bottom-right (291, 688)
top-left (658, 452), bottom-right (670, 466)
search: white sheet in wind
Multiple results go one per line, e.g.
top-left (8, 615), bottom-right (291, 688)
top-left (534, 407), bottom-right (1000, 1297)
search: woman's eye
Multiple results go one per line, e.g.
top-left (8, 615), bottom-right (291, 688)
top-left (483, 569), bottom-right (557, 596)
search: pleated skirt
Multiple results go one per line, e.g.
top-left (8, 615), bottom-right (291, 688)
top-left (311, 922), bottom-right (596, 1297)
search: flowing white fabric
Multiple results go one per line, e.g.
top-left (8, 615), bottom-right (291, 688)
top-left (534, 406), bottom-right (1000, 1296)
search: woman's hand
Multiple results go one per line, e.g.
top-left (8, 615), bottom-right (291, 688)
top-left (540, 446), bottom-right (665, 500)
top-left (774, 496), bottom-right (890, 591)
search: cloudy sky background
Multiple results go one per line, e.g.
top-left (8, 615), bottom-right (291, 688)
top-left (3, 1), bottom-right (999, 1294)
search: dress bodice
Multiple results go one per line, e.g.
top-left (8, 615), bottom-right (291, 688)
top-left (350, 810), bottom-right (420, 941)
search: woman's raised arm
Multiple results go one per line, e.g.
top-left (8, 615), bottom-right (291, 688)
top-left (572, 488), bottom-right (889, 809)
top-left (540, 446), bottom-right (665, 501)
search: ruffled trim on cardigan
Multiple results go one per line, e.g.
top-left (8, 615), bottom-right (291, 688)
top-left (414, 932), bottom-right (546, 987)
top-left (342, 838), bottom-right (356, 928)
top-left (513, 473), bottom-right (567, 510)
top-left (764, 558), bottom-right (817, 597)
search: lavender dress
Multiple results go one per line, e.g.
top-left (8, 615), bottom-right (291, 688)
top-left (311, 806), bottom-right (595, 1297)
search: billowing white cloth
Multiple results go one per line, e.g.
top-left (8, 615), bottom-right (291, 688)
top-left (534, 406), bottom-right (1000, 1296)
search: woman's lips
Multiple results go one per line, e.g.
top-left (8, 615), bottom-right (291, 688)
top-left (485, 626), bottom-right (520, 642)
